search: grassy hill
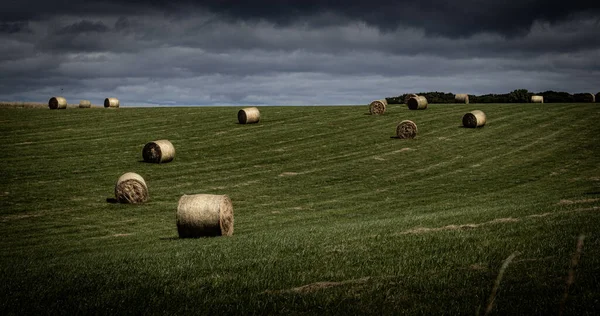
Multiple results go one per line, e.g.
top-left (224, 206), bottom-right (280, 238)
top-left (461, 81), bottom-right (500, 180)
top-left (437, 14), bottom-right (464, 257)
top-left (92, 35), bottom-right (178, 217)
top-left (1, 103), bottom-right (599, 314)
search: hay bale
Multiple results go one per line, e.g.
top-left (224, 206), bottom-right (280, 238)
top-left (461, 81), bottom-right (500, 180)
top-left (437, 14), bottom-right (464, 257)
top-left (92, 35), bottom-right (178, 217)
top-left (404, 94), bottom-right (418, 104)
top-left (48, 96), bottom-right (67, 110)
top-left (114, 172), bottom-right (148, 204)
top-left (407, 96), bottom-right (428, 110)
top-left (238, 107), bottom-right (260, 124)
top-left (462, 110), bottom-right (487, 128)
top-left (455, 94), bottom-right (469, 104)
top-left (142, 140), bottom-right (175, 163)
top-left (79, 100), bottom-right (91, 108)
top-left (104, 97), bottom-right (120, 108)
top-left (531, 95), bottom-right (544, 103)
top-left (176, 194), bottom-right (234, 238)
top-left (369, 99), bottom-right (387, 115)
top-left (396, 120), bottom-right (418, 139)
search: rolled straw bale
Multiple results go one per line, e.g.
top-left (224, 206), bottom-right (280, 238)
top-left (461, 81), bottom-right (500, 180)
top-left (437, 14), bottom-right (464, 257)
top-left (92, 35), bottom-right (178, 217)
top-left (369, 99), bottom-right (387, 115)
top-left (396, 120), bottom-right (418, 139)
top-left (48, 96), bottom-right (67, 110)
top-left (79, 100), bottom-right (91, 108)
top-left (531, 95), bottom-right (544, 103)
top-left (176, 194), bottom-right (234, 238)
top-left (407, 96), bottom-right (428, 110)
top-left (114, 172), bottom-right (148, 204)
top-left (238, 107), bottom-right (260, 124)
top-left (404, 94), bottom-right (418, 104)
top-left (455, 94), bottom-right (469, 104)
top-left (104, 97), bottom-right (120, 108)
top-left (142, 139), bottom-right (175, 163)
top-left (462, 110), bottom-right (487, 128)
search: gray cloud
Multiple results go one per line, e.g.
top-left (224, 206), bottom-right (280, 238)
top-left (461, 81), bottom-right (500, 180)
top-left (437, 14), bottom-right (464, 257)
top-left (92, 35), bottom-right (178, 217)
top-left (0, 2), bottom-right (599, 106)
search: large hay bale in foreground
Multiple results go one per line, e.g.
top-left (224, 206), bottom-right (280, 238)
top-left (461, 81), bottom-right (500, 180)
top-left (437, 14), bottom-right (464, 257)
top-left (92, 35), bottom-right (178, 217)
top-left (404, 94), bottom-right (418, 104)
top-left (462, 110), bottom-right (487, 128)
top-left (79, 100), bottom-right (91, 108)
top-left (238, 107), bottom-right (260, 124)
top-left (531, 95), bottom-right (544, 103)
top-left (143, 140), bottom-right (175, 163)
top-left (407, 96), bottom-right (428, 110)
top-left (48, 96), bottom-right (67, 110)
top-left (369, 99), bottom-right (387, 115)
top-left (455, 94), bottom-right (469, 104)
top-left (396, 120), bottom-right (418, 139)
top-left (114, 172), bottom-right (148, 204)
top-left (177, 194), bottom-right (234, 238)
top-left (104, 97), bottom-right (120, 108)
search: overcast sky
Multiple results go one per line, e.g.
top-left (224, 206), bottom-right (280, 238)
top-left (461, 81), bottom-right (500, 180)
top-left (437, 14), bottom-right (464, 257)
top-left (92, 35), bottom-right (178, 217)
top-left (1, 0), bottom-right (599, 106)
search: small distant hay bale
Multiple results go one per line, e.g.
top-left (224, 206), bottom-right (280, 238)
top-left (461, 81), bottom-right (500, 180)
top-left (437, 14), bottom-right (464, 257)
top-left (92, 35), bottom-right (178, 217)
top-left (114, 172), bottom-right (148, 204)
top-left (142, 140), bottom-right (175, 163)
top-left (79, 100), bottom-right (91, 108)
top-left (238, 107), bottom-right (260, 124)
top-left (404, 94), bottom-right (418, 104)
top-left (176, 194), bottom-right (234, 238)
top-left (407, 96), bottom-right (428, 110)
top-left (369, 99), bottom-right (387, 115)
top-left (462, 110), bottom-right (487, 128)
top-left (396, 120), bottom-right (418, 139)
top-left (531, 95), bottom-right (544, 103)
top-left (104, 97), bottom-right (120, 108)
top-left (48, 96), bottom-right (67, 110)
top-left (455, 94), bottom-right (469, 104)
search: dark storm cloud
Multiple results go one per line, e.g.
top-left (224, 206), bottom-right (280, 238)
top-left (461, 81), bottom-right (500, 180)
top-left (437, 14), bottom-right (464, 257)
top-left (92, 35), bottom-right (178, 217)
top-left (3, 0), bottom-right (600, 37)
top-left (0, 21), bottom-right (32, 34)
top-left (56, 20), bottom-right (110, 35)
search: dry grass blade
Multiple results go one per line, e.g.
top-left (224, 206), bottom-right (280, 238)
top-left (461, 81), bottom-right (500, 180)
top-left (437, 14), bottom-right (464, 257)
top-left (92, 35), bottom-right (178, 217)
top-left (482, 251), bottom-right (520, 316)
top-left (558, 234), bottom-right (585, 316)
top-left (462, 110), bottom-right (487, 128)
top-left (177, 194), bottom-right (234, 238)
top-left (142, 140), bottom-right (175, 163)
top-left (395, 120), bottom-right (418, 139)
top-left (114, 172), bottom-right (148, 204)
top-left (369, 99), bottom-right (387, 115)
top-left (238, 107), bottom-right (260, 124)
top-left (48, 97), bottom-right (67, 110)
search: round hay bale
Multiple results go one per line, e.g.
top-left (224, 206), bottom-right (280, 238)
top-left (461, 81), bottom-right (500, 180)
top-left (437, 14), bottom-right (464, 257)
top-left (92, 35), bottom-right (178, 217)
top-left (114, 172), bottom-right (148, 204)
top-left (455, 94), bottom-right (469, 104)
top-left (176, 194), bottom-right (234, 238)
top-left (48, 96), bottom-right (67, 110)
top-left (396, 120), bottom-right (418, 139)
top-left (531, 95), bottom-right (544, 103)
top-left (404, 94), bottom-right (418, 104)
top-left (407, 96), bottom-right (428, 110)
top-left (104, 97), bottom-right (120, 108)
top-left (462, 110), bottom-right (487, 128)
top-left (79, 100), bottom-right (91, 108)
top-left (142, 140), bottom-right (175, 163)
top-left (369, 99), bottom-right (387, 115)
top-left (238, 107), bottom-right (260, 124)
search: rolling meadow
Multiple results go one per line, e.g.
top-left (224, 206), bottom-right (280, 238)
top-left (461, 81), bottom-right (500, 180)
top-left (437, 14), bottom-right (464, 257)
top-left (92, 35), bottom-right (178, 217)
top-left (1, 102), bottom-right (599, 314)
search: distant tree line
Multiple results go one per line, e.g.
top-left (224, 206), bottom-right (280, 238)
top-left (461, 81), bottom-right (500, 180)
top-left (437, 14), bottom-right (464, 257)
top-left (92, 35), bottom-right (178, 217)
top-left (386, 90), bottom-right (599, 104)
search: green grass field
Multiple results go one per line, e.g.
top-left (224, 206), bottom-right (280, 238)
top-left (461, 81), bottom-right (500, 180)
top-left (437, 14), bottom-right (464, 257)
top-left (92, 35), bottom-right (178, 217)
top-left (1, 103), bottom-right (599, 315)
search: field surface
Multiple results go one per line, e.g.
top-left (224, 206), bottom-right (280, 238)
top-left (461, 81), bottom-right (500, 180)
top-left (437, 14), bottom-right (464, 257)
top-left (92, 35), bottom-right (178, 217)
top-left (1, 103), bottom-right (599, 315)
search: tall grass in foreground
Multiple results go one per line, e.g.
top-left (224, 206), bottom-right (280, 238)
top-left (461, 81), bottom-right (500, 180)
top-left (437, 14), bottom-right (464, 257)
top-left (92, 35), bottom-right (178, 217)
top-left (1, 103), bottom-right (599, 314)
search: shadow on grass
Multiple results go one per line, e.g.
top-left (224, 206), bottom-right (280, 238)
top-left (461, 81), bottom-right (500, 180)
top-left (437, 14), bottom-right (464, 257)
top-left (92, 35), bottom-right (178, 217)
top-left (106, 198), bottom-right (118, 204)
